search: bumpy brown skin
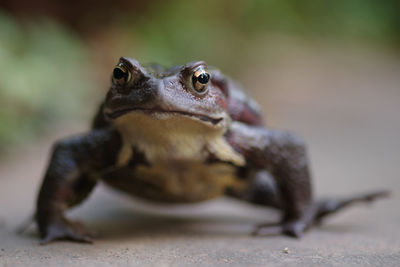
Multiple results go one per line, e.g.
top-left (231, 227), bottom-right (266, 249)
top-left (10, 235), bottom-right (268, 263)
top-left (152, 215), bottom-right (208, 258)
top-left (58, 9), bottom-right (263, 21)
top-left (36, 58), bottom-right (388, 244)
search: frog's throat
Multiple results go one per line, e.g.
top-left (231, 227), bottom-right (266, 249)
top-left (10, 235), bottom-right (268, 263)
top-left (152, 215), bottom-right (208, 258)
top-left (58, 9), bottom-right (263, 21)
top-left (113, 112), bottom-right (245, 167)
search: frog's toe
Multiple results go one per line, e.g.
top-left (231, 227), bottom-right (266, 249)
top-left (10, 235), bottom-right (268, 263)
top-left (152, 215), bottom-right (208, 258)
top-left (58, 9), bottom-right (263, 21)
top-left (281, 221), bottom-right (306, 238)
top-left (40, 219), bottom-right (93, 245)
top-left (252, 222), bottom-right (283, 236)
top-left (252, 220), bottom-right (306, 238)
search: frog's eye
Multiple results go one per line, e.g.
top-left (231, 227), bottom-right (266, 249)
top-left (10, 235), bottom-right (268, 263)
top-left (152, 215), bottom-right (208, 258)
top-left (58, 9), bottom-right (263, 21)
top-left (112, 63), bottom-right (131, 86)
top-left (192, 68), bottom-right (210, 93)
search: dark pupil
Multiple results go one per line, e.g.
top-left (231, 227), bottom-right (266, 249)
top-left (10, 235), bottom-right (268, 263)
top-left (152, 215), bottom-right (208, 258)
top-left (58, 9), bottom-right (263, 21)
top-left (197, 73), bottom-right (210, 84)
top-left (113, 67), bottom-right (126, 80)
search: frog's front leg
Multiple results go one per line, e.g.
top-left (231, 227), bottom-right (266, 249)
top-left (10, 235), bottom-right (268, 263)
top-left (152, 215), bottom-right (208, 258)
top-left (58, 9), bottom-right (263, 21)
top-left (228, 124), bottom-right (313, 237)
top-left (227, 123), bottom-right (388, 237)
top-left (36, 128), bottom-right (121, 244)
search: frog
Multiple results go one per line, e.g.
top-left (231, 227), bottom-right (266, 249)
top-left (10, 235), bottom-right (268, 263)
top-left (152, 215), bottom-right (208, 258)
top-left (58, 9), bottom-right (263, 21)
top-left (36, 57), bottom-right (388, 244)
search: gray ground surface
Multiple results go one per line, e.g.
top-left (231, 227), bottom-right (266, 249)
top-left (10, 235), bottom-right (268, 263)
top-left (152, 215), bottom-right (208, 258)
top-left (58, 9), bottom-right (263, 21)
top-left (1, 48), bottom-right (400, 266)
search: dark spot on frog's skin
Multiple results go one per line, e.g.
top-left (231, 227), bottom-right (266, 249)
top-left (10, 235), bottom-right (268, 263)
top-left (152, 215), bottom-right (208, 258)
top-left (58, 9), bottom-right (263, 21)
top-left (128, 147), bottom-right (150, 167)
top-left (236, 166), bottom-right (250, 180)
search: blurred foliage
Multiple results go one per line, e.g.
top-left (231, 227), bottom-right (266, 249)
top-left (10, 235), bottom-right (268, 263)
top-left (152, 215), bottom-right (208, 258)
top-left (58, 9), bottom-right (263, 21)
top-left (109, 0), bottom-right (400, 68)
top-left (237, 0), bottom-right (399, 39)
top-left (0, 0), bottom-right (399, 153)
top-left (0, 11), bottom-right (93, 152)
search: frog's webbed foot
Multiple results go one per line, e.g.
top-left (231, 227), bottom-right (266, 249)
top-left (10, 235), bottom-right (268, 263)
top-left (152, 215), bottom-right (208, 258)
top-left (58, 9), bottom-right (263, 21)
top-left (252, 190), bottom-right (390, 238)
top-left (40, 218), bottom-right (93, 245)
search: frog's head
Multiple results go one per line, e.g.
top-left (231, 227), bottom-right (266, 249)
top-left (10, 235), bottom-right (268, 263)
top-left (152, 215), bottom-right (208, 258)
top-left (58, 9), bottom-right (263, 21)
top-left (104, 57), bottom-right (230, 131)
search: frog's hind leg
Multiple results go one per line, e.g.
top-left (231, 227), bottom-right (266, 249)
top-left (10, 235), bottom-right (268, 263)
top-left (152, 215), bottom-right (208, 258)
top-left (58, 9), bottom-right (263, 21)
top-left (227, 123), bottom-right (389, 237)
top-left (253, 190), bottom-right (389, 236)
top-left (228, 172), bottom-right (389, 237)
top-left (312, 190), bottom-right (390, 224)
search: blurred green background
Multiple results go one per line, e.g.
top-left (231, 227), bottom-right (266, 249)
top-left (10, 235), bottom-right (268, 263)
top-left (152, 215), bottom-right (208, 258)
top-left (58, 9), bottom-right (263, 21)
top-left (0, 0), bottom-right (399, 154)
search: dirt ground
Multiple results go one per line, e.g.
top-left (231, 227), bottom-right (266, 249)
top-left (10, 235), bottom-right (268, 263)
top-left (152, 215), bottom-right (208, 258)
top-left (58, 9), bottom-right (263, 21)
top-left (1, 48), bottom-right (400, 266)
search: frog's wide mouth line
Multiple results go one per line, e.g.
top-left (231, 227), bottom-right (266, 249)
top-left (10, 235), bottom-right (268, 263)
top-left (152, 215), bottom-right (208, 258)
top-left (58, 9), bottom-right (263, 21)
top-left (106, 107), bottom-right (223, 125)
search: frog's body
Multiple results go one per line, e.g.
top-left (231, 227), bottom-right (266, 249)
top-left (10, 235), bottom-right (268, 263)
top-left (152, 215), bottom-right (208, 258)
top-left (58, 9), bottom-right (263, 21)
top-left (104, 112), bottom-right (245, 203)
top-left (36, 58), bottom-right (388, 244)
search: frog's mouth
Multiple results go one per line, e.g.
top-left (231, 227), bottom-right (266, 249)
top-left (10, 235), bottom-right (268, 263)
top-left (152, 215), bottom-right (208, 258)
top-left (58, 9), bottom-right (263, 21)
top-left (105, 107), bottom-right (223, 125)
